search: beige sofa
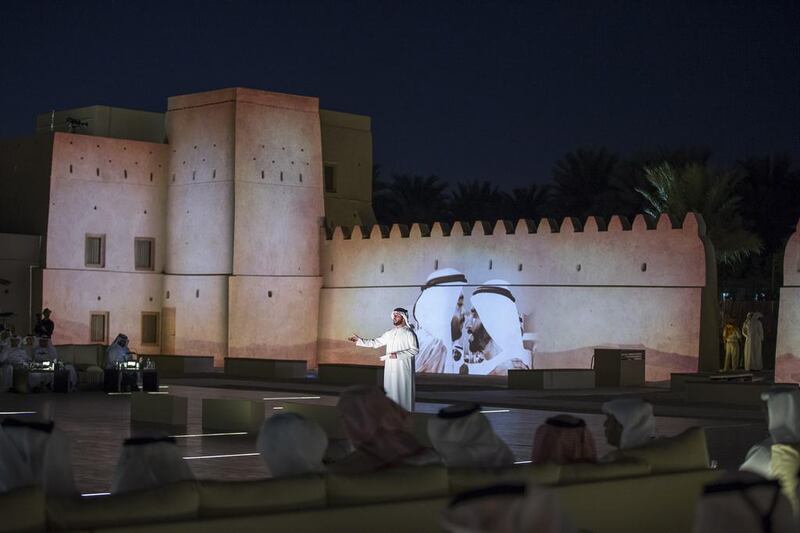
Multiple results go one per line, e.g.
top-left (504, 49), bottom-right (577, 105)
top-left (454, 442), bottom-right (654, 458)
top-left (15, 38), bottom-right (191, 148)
top-left (1, 427), bottom-right (718, 533)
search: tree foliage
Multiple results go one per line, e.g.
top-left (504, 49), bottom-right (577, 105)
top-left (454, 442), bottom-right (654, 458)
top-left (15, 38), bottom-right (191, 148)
top-left (637, 163), bottom-right (761, 265)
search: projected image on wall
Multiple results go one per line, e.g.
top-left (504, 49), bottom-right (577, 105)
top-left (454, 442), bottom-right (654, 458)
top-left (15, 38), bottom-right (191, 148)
top-left (413, 268), bottom-right (533, 375)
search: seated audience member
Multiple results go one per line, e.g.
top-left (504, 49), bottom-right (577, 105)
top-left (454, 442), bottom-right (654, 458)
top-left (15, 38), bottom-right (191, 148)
top-left (332, 385), bottom-right (438, 473)
top-left (32, 336), bottom-right (77, 391)
top-left (111, 436), bottom-right (194, 494)
top-left (0, 336), bottom-right (27, 391)
top-left (441, 482), bottom-right (577, 533)
top-left (0, 418), bottom-right (77, 497)
top-left (741, 387), bottom-right (800, 478)
top-left (531, 414), bottom-right (597, 465)
top-left (741, 387), bottom-right (800, 516)
top-left (257, 413), bottom-right (328, 477)
top-left (32, 336), bottom-right (58, 362)
top-left (428, 403), bottom-right (515, 467)
top-left (693, 471), bottom-right (797, 533)
top-left (106, 334), bottom-right (132, 367)
top-left (601, 398), bottom-right (656, 454)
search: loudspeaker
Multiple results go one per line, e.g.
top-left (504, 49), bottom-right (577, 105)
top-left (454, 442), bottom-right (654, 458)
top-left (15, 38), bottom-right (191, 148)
top-left (103, 369), bottom-right (120, 393)
top-left (53, 369), bottom-right (69, 393)
top-left (120, 371), bottom-right (139, 392)
top-left (142, 370), bottom-right (159, 392)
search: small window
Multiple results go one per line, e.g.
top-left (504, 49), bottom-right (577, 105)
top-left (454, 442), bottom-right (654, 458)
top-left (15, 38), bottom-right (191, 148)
top-left (324, 164), bottom-right (336, 193)
top-left (85, 234), bottom-right (105, 268)
top-left (134, 238), bottom-right (155, 271)
top-left (89, 312), bottom-right (108, 344)
top-left (141, 312), bottom-right (160, 345)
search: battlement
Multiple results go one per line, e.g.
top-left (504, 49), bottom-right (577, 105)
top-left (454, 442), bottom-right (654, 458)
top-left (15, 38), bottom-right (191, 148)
top-left (325, 213), bottom-right (704, 241)
top-left (321, 212), bottom-right (709, 289)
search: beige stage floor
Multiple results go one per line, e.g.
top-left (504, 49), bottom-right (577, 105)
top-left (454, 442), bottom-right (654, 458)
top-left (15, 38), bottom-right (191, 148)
top-left (0, 377), bottom-right (768, 493)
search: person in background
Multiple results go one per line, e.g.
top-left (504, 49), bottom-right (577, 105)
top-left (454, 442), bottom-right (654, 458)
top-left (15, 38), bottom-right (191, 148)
top-left (111, 436), bottom-right (194, 493)
top-left (106, 334), bottom-right (132, 367)
top-left (742, 312), bottom-right (765, 371)
top-left (332, 385), bottom-right (438, 473)
top-left (32, 336), bottom-right (58, 362)
top-left (531, 414), bottom-right (597, 465)
top-left (722, 319), bottom-right (743, 371)
top-left (0, 336), bottom-right (25, 391)
top-left (41, 309), bottom-right (54, 339)
top-left (257, 413), bottom-right (328, 477)
top-left (601, 398), bottom-right (656, 455)
top-left (428, 403), bottom-right (515, 468)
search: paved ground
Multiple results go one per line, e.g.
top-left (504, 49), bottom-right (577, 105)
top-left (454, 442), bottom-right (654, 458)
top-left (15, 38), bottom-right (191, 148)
top-left (0, 374), bottom-right (768, 493)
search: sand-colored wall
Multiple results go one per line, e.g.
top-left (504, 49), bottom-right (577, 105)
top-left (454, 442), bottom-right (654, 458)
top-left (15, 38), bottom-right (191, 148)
top-left (162, 275), bottom-right (228, 364)
top-left (320, 109), bottom-right (375, 228)
top-left (164, 92), bottom-right (236, 275)
top-left (42, 269), bottom-right (162, 352)
top-left (228, 275), bottom-right (322, 362)
top-left (46, 133), bottom-right (168, 272)
top-left (232, 91), bottom-right (323, 276)
top-left (318, 213), bottom-right (714, 380)
top-left (776, 220), bottom-right (800, 383)
top-left (0, 233), bottom-right (42, 334)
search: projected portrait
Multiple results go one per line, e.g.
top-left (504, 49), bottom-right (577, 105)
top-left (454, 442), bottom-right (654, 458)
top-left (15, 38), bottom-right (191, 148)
top-left (413, 270), bottom-right (532, 376)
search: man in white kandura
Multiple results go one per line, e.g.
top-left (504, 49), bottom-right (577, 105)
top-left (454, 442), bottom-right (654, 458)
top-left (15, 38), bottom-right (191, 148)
top-left (348, 307), bottom-right (419, 411)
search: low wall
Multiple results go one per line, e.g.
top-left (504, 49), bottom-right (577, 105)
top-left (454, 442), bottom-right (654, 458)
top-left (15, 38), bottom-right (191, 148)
top-left (318, 213), bottom-right (716, 381)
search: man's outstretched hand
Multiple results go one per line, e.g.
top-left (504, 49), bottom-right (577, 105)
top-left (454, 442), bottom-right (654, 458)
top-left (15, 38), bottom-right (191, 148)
top-left (347, 335), bottom-right (359, 343)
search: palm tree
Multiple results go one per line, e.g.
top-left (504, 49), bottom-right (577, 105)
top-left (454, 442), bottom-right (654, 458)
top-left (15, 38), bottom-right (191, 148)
top-left (504, 183), bottom-right (552, 221)
top-left (552, 147), bottom-right (619, 218)
top-left (447, 180), bottom-right (505, 224)
top-left (737, 154), bottom-right (800, 254)
top-left (637, 163), bottom-right (761, 265)
top-left (609, 147), bottom-right (712, 218)
top-left (373, 174), bottom-right (449, 226)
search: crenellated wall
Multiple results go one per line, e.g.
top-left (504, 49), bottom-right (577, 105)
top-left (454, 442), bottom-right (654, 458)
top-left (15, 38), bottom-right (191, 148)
top-left (318, 213), bottom-right (719, 380)
top-left (776, 220), bottom-right (800, 383)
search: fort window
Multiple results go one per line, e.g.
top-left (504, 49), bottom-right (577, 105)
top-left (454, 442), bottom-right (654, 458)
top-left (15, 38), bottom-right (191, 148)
top-left (195, 289), bottom-right (200, 298)
top-left (213, 169), bottom-right (216, 179)
top-left (134, 238), bottom-right (155, 271)
top-left (141, 312), bottom-right (160, 345)
top-left (85, 234), bottom-right (106, 268)
top-left (576, 264), bottom-right (582, 272)
top-left (89, 312), bottom-right (108, 344)
top-left (261, 170), bottom-right (265, 180)
top-left (96, 168), bottom-right (100, 176)
top-left (641, 262), bottom-right (647, 272)
top-left (69, 164), bottom-right (73, 174)
top-left (299, 173), bottom-right (303, 183)
top-left (192, 171), bottom-right (196, 180)
top-left (518, 264), bottom-right (523, 271)
top-left (324, 164), bottom-right (336, 193)
top-left (489, 259), bottom-right (493, 270)
top-left (150, 172), bottom-right (153, 181)
top-left (165, 290), bottom-right (170, 299)
top-left (268, 291), bottom-right (273, 298)
top-left (124, 169), bottom-right (128, 179)
top-left (280, 171), bottom-right (283, 182)
top-left (380, 264), bottom-right (384, 273)
top-left (435, 259), bottom-right (439, 269)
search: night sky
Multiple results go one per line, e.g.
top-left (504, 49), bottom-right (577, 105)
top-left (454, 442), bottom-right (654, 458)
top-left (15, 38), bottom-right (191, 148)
top-left (1, 0), bottom-right (798, 188)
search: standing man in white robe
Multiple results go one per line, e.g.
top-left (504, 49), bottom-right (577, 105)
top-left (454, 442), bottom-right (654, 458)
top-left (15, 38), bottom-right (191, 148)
top-left (348, 308), bottom-right (419, 411)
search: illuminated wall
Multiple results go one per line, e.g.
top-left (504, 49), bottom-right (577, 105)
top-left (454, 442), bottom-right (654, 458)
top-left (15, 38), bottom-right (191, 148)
top-left (226, 89), bottom-right (324, 361)
top-left (318, 214), bottom-right (718, 381)
top-left (776, 220), bottom-right (800, 383)
top-left (42, 132), bottom-right (168, 352)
